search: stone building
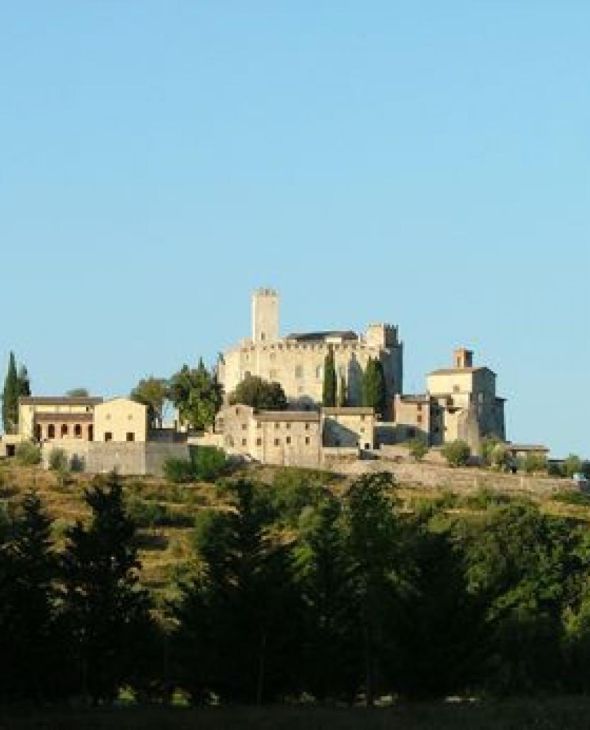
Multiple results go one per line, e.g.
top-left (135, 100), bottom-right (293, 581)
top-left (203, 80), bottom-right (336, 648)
top-left (19, 396), bottom-right (104, 442)
top-left (207, 403), bottom-right (376, 468)
top-left (427, 348), bottom-right (506, 448)
top-left (388, 349), bottom-right (506, 451)
top-left (218, 289), bottom-right (403, 412)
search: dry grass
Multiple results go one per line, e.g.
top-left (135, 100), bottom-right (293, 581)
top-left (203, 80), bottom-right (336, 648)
top-left (1, 459), bottom-right (588, 600)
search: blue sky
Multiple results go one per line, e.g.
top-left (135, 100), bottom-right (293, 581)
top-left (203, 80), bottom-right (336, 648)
top-left (1, 1), bottom-right (588, 456)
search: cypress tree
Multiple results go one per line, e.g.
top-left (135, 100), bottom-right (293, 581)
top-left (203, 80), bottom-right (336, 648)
top-left (322, 347), bottom-right (337, 407)
top-left (18, 365), bottom-right (31, 397)
top-left (362, 358), bottom-right (387, 418)
top-left (2, 352), bottom-right (19, 434)
top-left (337, 374), bottom-right (347, 407)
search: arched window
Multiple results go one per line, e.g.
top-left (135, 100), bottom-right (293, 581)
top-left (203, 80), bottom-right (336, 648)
top-left (61, 424), bottom-right (69, 438)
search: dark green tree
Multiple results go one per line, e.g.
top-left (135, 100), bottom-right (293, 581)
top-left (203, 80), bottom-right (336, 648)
top-left (345, 472), bottom-right (400, 706)
top-left (361, 357), bottom-right (387, 417)
top-left (295, 494), bottom-right (361, 701)
top-left (322, 346), bottom-right (337, 407)
top-left (131, 376), bottom-right (169, 428)
top-left (173, 480), bottom-right (302, 704)
top-left (61, 473), bottom-right (156, 703)
top-left (460, 502), bottom-right (572, 694)
top-left (0, 492), bottom-right (63, 702)
top-left (229, 374), bottom-right (287, 411)
top-left (66, 388), bottom-right (90, 397)
top-left (2, 352), bottom-right (19, 434)
top-left (169, 359), bottom-right (222, 430)
top-left (17, 365), bottom-right (31, 397)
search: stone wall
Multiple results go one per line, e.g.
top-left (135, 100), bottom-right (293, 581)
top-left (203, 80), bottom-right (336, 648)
top-left (41, 441), bottom-right (189, 476)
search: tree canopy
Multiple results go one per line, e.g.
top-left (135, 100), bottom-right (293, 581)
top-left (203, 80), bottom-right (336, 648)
top-left (229, 374), bottom-right (287, 411)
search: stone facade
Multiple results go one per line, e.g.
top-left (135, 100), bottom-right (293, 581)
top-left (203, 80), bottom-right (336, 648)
top-left (94, 398), bottom-right (148, 443)
top-left (19, 396), bottom-right (103, 443)
top-left (426, 349), bottom-right (506, 450)
top-left (210, 403), bottom-right (377, 468)
top-left (218, 289), bottom-right (403, 411)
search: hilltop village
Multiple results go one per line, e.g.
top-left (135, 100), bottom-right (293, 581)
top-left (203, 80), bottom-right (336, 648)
top-left (0, 288), bottom-right (546, 476)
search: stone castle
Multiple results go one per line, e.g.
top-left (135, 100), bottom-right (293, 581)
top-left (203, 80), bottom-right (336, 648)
top-left (218, 288), bottom-right (404, 411)
top-left (207, 288), bottom-right (508, 468)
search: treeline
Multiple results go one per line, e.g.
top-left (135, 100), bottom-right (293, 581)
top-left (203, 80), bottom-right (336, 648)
top-left (3, 471), bottom-right (590, 705)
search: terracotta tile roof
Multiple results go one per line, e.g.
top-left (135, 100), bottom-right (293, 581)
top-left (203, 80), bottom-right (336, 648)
top-left (256, 410), bottom-right (320, 422)
top-left (20, 396), bottom-right (103, 406)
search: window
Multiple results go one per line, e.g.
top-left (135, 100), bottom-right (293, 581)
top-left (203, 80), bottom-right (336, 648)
top-left (417, 403), bottom-right (423, 412)
top-left (305, 423), bottom-right (310, 431)
top-left (105, 432), bottom-right (113, 442)
top-left (256, 421), bottom-right (261, 429)
top-left (453, 385), bottom-right (460, 393)
top-left (286, 423), bottom-right (291, 430)
top-left (106, 413), bottom-right (111, 420)
top-left (128, 414), bottom-right (133, 421)
top-left (242, 423), bottom-right (247, 430)
top-left (274, 438), bottom-right (280, 446)
top-left (74, 424), bottom-right (82, 438)
top-left (241, 438), bottom-right (247, 446)
top-left (286, 436), bottom-right (291, 445)
top-left (274, 422), bottom-right (280, 429)
top-left (61, 424), bottom-right (69, 437)
top-left (126, 432), bottom-right (135, 442)
top-left (360, 427), bottom-right (365, 433)
top-left (417, 414), bottom-right (423, 424)
top-left (305, 437), bottom-right (310, 445)
top-left (48, 424), bottom-right (55, 439)
top-left (295, 365), bottom-right (303, 379)
top-left (256, 438), bottom-right (262, 446)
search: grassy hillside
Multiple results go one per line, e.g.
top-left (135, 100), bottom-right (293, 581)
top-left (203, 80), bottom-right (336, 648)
top-left (0, 458), bottom-right (586, 605)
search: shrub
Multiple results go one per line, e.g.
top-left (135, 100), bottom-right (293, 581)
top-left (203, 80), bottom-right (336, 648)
top-left (481, 436), bottom-right (501, 466)
top-left (551, 490), bottom-right (590, 507)
top-left (441, 440), bottom-right (471, 468)
top-left (14, 442), bottom-right (41, 466)
top-left (564, 454), bottom-right (583, 479)
top-left (191, 446), bottom-right (227, 482)
top-left (408, 437), bottom-right (428, 462)
top-left (490, 443), bottom-right (510, 471)
top-left (522, 452), bottom-right (548, 475)
top-left (48, 447), bottom-right (69, 472)
top-left (163, 458), bottom-right (194, 484)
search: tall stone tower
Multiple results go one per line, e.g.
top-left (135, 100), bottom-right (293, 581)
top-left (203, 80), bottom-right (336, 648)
top-left (252, 288), bottom-right (280, 343)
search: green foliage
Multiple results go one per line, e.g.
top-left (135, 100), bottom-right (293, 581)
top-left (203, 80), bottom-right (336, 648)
top-left (521, 452), bottom-right (548, 474)
top-left (65, 388), bottom-right (89, 397)
top-left (163, 447), bottom-right (228, 484)
top-left (15, 441), bottom-right (41, 466)
top-left (490, 443), bottom-right (511, 471)
top-left (361, 357), bottom-right (386, 418)
top-left (175, 480), bottom-right (302, 704)
top-left (169, 359), bottom-right (222, 431)
top-left (17, 365), bottom-right (31, 397)
top-left (408, 437), bottom-right (428, 461)
top-left (191, 446), bottom-right (228, 481)
top-left (322, 347), bottom-right (337, 407)
top-left (441, 439), bottom-right (471, 467)
top-left (2, 352), bottom-right (19, 434)
top-left (564, 454), bottom-right (583, 478)
top-left (131, 376), bottom-right (169, 428)
top-left (48, 447), bottom-right (69, 473)
top-left (266, 467), bottom-right (330, 527)
top-left (481, 436), bottom-right (501, 466)
top-left (163, 458), bottom-right (195, 484)
top-left (551, 490), bottom-right (590, 507)
top-left (229, 374), bottom-right (287, 410)
top-left (61, 472), bottom-right (157, 703)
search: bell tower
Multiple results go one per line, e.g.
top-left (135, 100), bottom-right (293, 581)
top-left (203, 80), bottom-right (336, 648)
top-left (252, 288), bottom-right (280, 343)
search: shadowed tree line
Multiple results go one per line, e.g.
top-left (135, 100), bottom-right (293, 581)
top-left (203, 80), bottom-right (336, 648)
top-left (3, 471), bottom-right (590, 706)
